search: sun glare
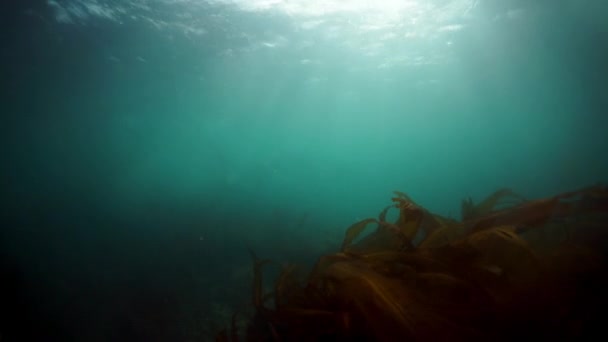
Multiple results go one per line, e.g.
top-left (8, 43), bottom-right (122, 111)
top-left (229, 0), bottom-right (423, 17)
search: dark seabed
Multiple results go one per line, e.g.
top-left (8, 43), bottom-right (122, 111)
top-left (1, 1), bottom-right (608, 341)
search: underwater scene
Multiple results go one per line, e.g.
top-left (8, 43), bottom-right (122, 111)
top-left (1, 0), bottom-right (608, 341)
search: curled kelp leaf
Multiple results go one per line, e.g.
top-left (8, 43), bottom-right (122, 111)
top-left (391, 197), bottom-right (424, 243)
top-left (393, 190), bottom-right (415, 202)
top-left (341, 218), bottom-right (378, 252)
top-left (390, 191), bottom-right (450, 244)
top-left (378, 205), bottom-right (395, 226)
top-left (461, 188), bottom-right (526, 221)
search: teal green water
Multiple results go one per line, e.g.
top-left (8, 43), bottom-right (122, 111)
top-left (34, 2), bottom-right (608, 221)
top-left (5, 0), bottom-right (607, 242)
top-left (1, 1), bottom-right (607, 339)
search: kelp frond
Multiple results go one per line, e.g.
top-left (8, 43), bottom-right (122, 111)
top-left (232, 185), bottom-right (608, 341)
top-left (378, 205), bottom-right (394, 221)
top-left (418, 223), bottom-right (467, 249)
top-left (461, 188), bottom-right (526, 221)
top-left (341, 218), bottom-right (378, 252)
top-left (391, 196), bottom-right (424, 246)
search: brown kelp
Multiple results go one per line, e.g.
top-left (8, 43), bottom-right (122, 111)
top-left (221, 185), bottom-right (608, 341)
top-left (461, 188), bottom-right (526, 221)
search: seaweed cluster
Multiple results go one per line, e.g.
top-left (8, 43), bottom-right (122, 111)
top-left (219, 185), bottom-right (608, 341)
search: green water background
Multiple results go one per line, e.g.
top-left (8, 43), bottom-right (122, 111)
top-left (1, 0), bottom-right (607, 340)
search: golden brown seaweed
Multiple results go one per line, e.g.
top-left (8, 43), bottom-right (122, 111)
top-left (392, 196), bottom-right (424, 242)
top-left (458, 226), bottom-right (540, 287)
top-left (340, 218), bottom-right (378, 252)
top-left (319, 260), bottom-right (419, 340)
top-left (461, 188), bottom-right (526, 221)
top-left (226, 185), bottom-right (608, 341)
top-left (418, 223), bottom-right (467, 249)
